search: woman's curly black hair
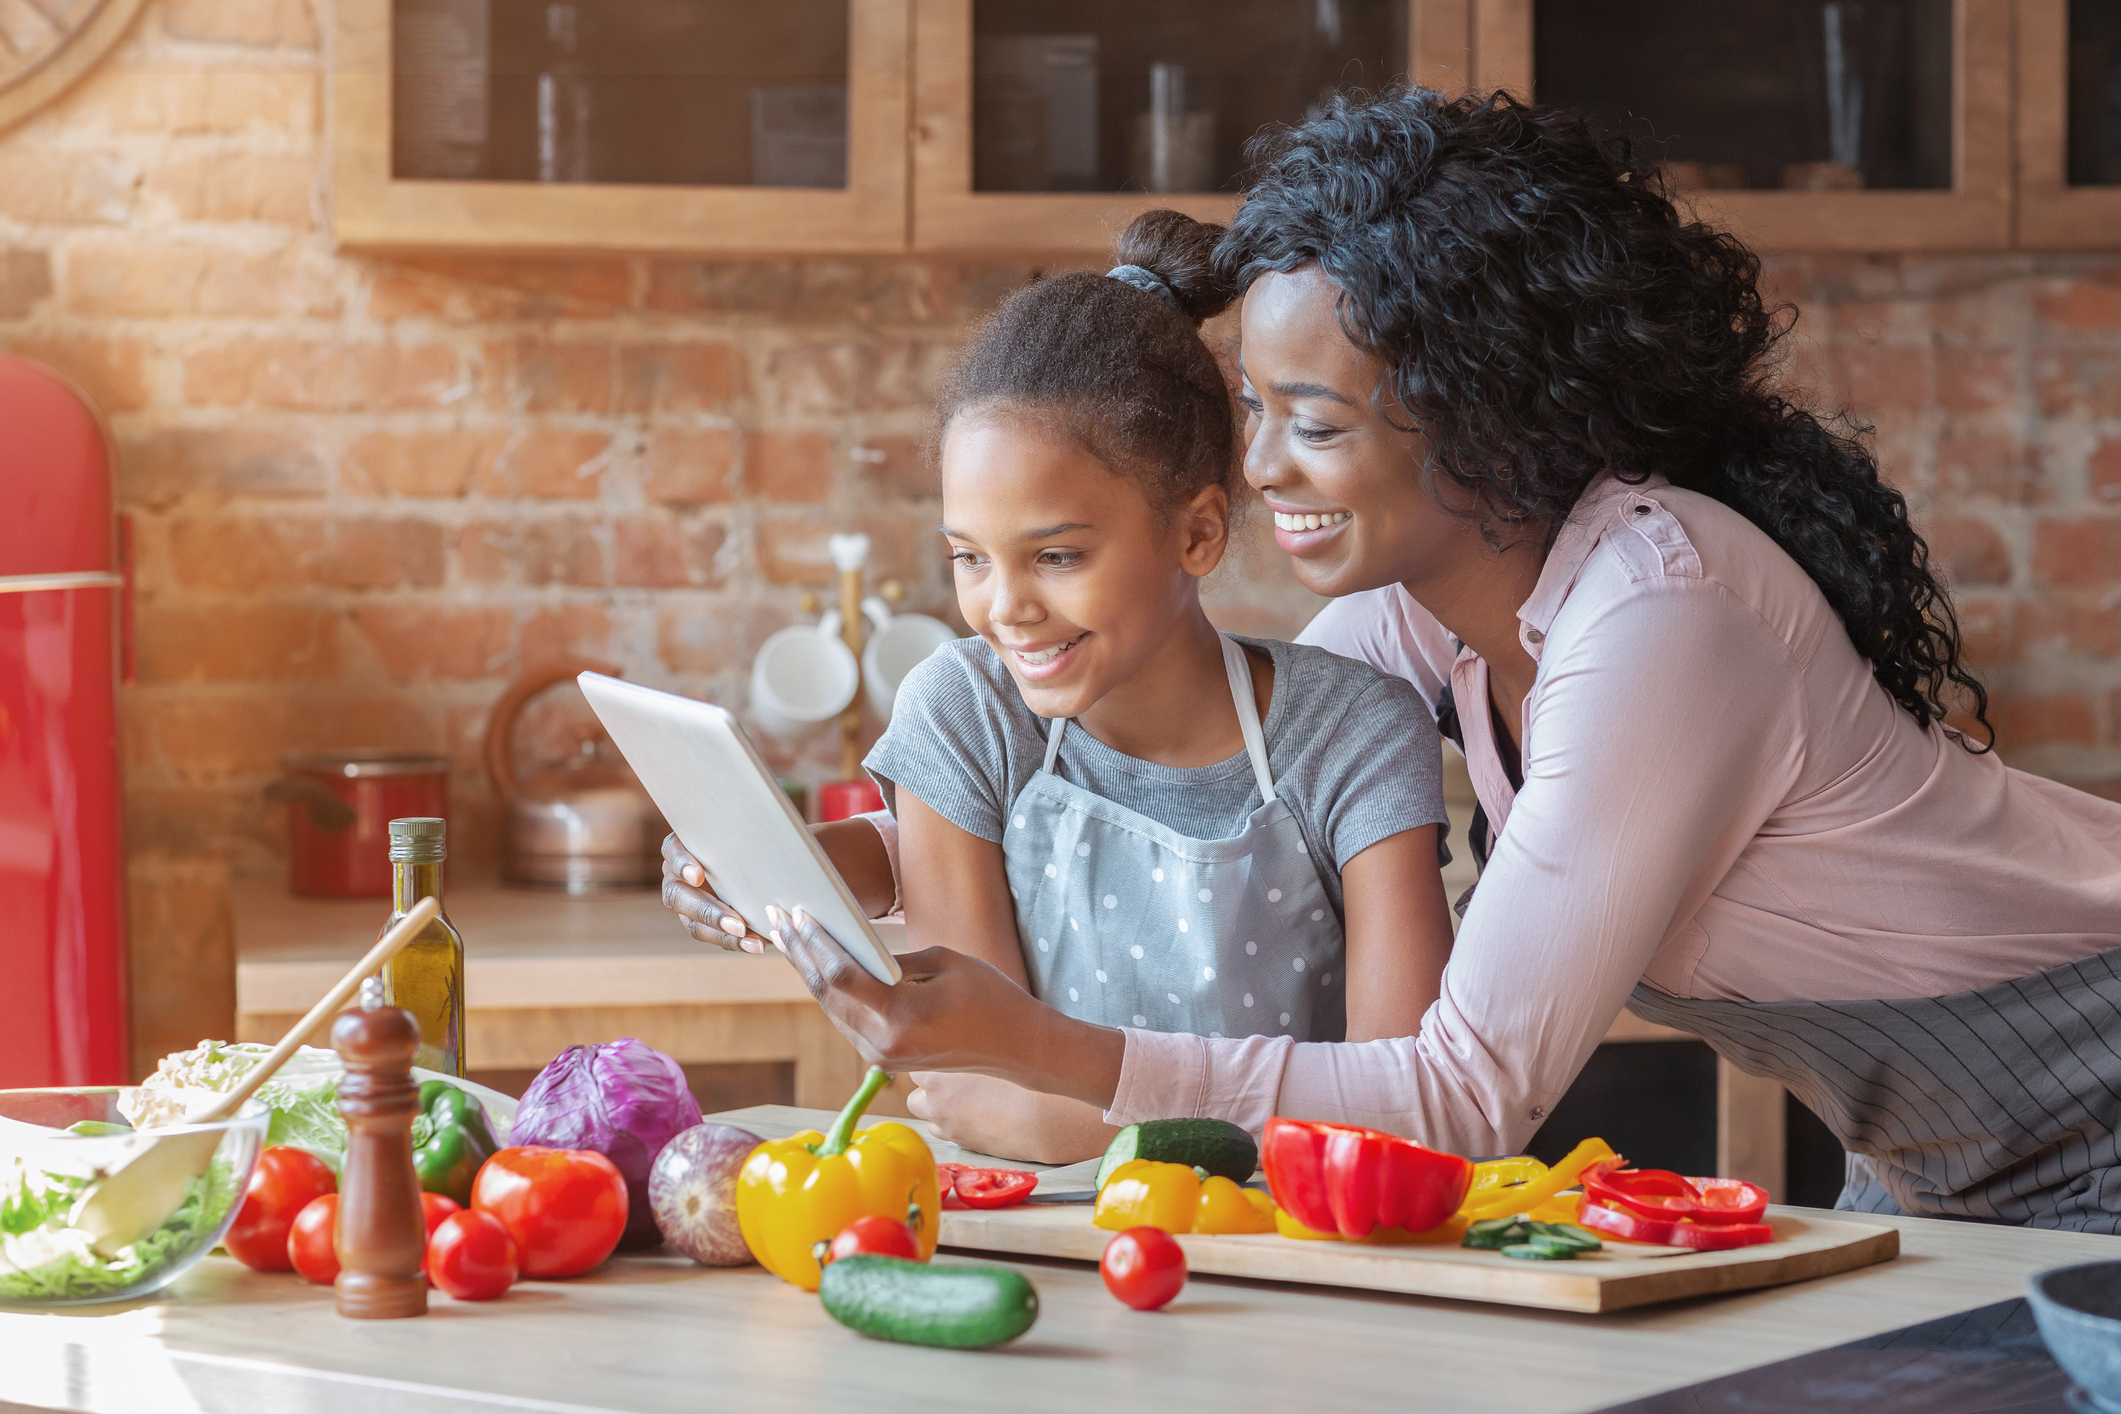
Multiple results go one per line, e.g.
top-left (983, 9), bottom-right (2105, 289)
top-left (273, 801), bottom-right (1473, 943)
top-left (1218, 88), bottom-right (1991, 743)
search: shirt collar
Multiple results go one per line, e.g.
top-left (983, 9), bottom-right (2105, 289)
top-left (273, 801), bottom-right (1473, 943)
top-left (1514, 473), bottom-right (1666, 661)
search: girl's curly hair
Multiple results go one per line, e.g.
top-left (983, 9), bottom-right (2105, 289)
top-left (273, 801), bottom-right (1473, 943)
top-left (1218, 88), bottom-right (1990, 743)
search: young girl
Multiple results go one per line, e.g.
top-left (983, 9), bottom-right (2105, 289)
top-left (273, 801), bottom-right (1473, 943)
top-left (851, 212), bottom-right (1456, 1158)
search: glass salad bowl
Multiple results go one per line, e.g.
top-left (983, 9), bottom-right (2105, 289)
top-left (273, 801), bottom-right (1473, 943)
top-left (0, 1087), bottom-right (268, 1306)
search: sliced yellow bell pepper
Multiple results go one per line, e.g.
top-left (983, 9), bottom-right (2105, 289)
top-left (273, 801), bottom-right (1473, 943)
top-left (1194, 1177), bottom-right (1276, 1235)
top-left (1272, 1205), bottom-right (1469, 1245)
top-left (734, 1066), bottom-right (941, 1291)
top-left (1527, 1192), bottom-right (1583, 1225)
top-left (1461, 1138), bottom-right (1617, 1223)
top-left (1275, 1206), bottom-right (1342, 1241)
top-left (1094, 1159), bottom-right (1201, 1233)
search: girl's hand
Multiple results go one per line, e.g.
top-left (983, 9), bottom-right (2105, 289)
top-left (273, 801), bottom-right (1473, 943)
top-left (765, 905), bottom-right (1127, 1108)
top-left (660, 833), bottom-right (770, 953)
top-left (908, 1072), bottom-right (1118, 1165)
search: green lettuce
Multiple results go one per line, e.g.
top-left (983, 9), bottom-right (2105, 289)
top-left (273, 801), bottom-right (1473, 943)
top-left (0, 1157), bottom-right (238, 1303)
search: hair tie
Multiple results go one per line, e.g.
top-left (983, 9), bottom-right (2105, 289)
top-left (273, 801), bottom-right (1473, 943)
top-left (1107, 264), bottom-right (1178, 307)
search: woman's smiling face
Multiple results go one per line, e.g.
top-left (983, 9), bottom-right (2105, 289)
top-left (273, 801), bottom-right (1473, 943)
top-left (1238, 265), bottom-right (1458, 598)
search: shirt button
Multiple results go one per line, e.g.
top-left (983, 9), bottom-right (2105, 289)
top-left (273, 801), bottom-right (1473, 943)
top-left (1525, 629), bottom-right (1544, 645)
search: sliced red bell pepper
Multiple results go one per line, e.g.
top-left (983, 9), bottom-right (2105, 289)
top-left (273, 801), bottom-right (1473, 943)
top-left (1262, 1117), bottom-right (1474, 1239)
top-left (1579, 1198), bottom-right (1775, 1251)
top-left (954, 1168), bottom-right (1037, 1209)
top-left (1581, 1161), bottom-right (1768, 1226)
top-left (935, 1163), bottom-right (968, 1210)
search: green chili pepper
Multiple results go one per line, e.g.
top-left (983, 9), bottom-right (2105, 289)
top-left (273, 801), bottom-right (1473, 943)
top-left (411, 1079), bottom-right (498, 1206)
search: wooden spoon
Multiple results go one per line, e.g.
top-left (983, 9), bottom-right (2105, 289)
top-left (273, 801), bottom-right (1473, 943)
top-left (73, 899), bottom-right (440, 1257)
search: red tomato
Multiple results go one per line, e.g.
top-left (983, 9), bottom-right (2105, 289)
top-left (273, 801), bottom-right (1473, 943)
top-left (427, 1210), bottom-right (519, 1301)
top-left (286, 1194), bottom-right (339, 1285)
top-left (419, 1192), bottom-right (462, 1277)
top-left (224, 1147), bottom-right (337, 1272)
top-left (826, 1215), bottom-right (922, 1265)
top-left (1100, 1227), bottom-right (1187, 1311)
top-left (470, 1146), bottom-right (627, 1279)
top-left (953, 1168), bottom-right (1037, 1209)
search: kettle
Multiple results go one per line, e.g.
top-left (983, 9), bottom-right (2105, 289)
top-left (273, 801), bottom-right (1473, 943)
top-left (484, 657), bottom-right (666, 892)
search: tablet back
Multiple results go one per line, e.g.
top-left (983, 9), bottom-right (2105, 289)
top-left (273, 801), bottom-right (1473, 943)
top-left (576, 672), bottom-right (901, 985)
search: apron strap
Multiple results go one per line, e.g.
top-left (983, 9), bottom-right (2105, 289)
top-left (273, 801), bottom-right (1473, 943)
top-left (1221, 634), bottom-right (1277, 804)
top-left (1041, 636), bottom-right (1276, 803)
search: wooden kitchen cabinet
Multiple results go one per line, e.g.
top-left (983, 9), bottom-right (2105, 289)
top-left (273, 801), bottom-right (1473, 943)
top-left (329, 0), bottom-right (911, 254)
top-left (2016, 0), bottom-right (2121, 249)
top-left (1412, 0), bottom-right (2014, 253)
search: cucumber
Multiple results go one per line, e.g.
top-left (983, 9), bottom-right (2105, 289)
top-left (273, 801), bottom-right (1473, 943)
top-left (1500, 1240), bottom-right (1576, 1261)
top-left (1095, 1118), bottom-right (1258, 1191)
top-left (818, 1256), bottom-right (1039, 1350)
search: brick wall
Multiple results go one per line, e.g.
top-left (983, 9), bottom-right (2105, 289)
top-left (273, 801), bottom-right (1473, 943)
top-left (1, 5), bottom-right (2116, 1074)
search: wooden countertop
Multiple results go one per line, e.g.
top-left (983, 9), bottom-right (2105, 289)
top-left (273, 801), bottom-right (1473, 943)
top-left (233, 879), bottom-right (904, 1013)
top-left (5, 1105), bottom-right (2118, 1414)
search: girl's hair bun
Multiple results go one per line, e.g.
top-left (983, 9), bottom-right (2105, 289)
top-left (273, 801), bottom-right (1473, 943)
top-left (1112, 209), bottom-right (1237, 327)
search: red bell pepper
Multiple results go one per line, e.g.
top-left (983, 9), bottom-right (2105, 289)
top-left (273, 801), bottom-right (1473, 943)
top-left (1581, 1161), bottom-right (1768, 1226)
top-left (1262, 1117), bottom-right (1474, 1239)
top-left (1579, 1198), bottom-right (1774, 1251)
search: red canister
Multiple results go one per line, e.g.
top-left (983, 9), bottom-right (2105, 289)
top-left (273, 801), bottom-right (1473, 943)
top-left (270, 752), bottom-right (450, 897)
top-left (814, 779), bottom-right (884, 822)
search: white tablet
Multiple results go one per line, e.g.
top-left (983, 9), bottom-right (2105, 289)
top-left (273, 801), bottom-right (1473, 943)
top-left (577, 672), bottom-right (901, 985)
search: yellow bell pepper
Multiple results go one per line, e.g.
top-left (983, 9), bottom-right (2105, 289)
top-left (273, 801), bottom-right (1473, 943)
top-left (1194, 1177), bottom-right (1277, 1235)
top-left (1093, 1160), bottom-right (1200, 1233)
top-left (1272, 1206), bottom-right (1469, 1244)
top-left (1461, 1138), bottom-right (1617, 1223)
top-left (1527, 1192), bottom-right (1584, 1225)
top-left (735, 1066), bottom-right (940, 1291)
top-left (1275, 1206), bottom-right (1342, 1241)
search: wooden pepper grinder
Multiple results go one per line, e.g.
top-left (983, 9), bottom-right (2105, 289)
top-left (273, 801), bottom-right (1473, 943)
top-left (331, 976), bottom-right (428, 1319)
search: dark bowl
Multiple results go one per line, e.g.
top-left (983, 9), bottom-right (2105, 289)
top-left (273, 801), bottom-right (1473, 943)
top-left (2029, 1261), bottom-right (2121, 1412)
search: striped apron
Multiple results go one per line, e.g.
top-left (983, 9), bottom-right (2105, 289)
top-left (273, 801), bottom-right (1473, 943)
top-left (1625, 951), bottom-right (2121, 1232)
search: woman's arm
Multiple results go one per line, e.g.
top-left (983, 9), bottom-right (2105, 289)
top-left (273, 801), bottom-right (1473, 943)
top-left (1338, 824), bottom-right (1453, 1041)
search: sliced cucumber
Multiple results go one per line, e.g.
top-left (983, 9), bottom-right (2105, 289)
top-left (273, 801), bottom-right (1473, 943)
top-left (1500, 1241), bottom-right (1577, 1261)
top-left (818, 1256), bottom-right (1039, 1350)
top-left (1095, 1118), bottom-right (1257, 1191)
top-left (1462, 1217), bottom-right (1529, 1251)
top-left (1529, 1221), bottom-right (1602, 1253)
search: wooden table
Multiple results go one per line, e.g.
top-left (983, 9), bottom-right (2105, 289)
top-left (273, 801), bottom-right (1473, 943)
top-left (3, 1105), bottom-right (2117, 1414)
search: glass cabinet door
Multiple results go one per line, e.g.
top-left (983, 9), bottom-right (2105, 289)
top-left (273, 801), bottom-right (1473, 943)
top-left (914, 0), bottom-right (1415, 251)
top-left (1423, 0), bottom-right (2011, 252)
top-left (333, 0), bottom-right (911, 253)
top-left (2019, 0), bottom-right (2121, 247)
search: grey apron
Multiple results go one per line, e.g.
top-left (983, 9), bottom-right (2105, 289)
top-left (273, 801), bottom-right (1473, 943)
top-left (1003, 634), bottom-right (1346, 1041)
top-left (1626, 946), bottom-right (2121, 1232)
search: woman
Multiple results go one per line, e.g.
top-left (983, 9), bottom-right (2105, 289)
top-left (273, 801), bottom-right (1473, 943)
top-left (667, 91), bottom-right (2121, 1227)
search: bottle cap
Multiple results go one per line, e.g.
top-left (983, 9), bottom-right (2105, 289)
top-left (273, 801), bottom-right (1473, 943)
top-left (388, 816), bottom-right (447, 862)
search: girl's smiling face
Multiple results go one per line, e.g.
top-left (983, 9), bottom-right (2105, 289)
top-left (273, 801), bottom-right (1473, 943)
top-left (1237, 266), bottom-right (1458, 597)
top-left (940, 408), bottom-right (1228, 721)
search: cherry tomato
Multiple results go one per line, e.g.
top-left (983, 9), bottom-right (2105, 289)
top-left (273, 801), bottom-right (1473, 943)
top-left (419, 1192), bottom-right (462, 1276)
top-left (1100, 1226), bottom-right (1187, 1311)
top-left (825, 1215), bottom-right (922, 1265)
top-left (471, 1146), bottom-right (627, 1279)
top-left (953, 1168), bottom-right (1038, 1209)
top-left (224, 1147), bottom-right (337, 1272)
top-left (287, 1194), bottom-right (340, 1285)
top-left (427, 1210), bottom-right (519, 1301)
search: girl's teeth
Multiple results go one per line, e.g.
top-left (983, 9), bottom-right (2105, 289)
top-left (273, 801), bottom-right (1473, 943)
top-left (1274, 511), bottom-right (1350, 532)
top-left (1017, 636), bottom-right (1079, 665)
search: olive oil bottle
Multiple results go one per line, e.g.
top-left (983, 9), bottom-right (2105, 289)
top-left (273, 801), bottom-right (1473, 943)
top-left (381, 816), bottom-right (465, 1076)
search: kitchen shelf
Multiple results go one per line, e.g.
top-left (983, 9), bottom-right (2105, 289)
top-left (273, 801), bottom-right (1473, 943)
top-left (1415, 0), bottom-right (2013, 254)
top-left (329, 0), bottom-right (911, 254)
top-left (2016, 0), bottom-right (2121, 250)
top-left (325, 0), bottom-right (2107, 266)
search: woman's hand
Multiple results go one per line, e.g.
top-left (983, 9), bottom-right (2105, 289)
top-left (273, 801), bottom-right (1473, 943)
top-left (661, 833), bottom-right (768, 953)
top-left (765, 905), bottom-right (1127, 1109)
top-left (908, 1072), bottom-right (1118, 1165)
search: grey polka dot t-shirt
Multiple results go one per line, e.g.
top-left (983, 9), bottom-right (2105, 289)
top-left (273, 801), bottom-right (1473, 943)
top-left (865, 634), bottom-right (1449, 918)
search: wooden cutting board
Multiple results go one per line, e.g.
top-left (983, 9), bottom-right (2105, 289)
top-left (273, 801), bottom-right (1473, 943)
top-left (938, 1206), bottom-right (1899, 1314)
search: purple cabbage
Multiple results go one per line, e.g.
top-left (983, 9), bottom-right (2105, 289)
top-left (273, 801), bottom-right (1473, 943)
top-left (511, 1039), bottom-right (703, 1249)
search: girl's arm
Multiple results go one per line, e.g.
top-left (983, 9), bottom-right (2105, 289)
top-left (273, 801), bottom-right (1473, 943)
top-left (899, 791), bottom-right (1120, 1161)
top-left (1338, 824), bottom-right (1453, 1041)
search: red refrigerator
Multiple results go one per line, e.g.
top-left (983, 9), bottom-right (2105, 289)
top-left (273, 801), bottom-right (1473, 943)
top-left (0, 356), bottom-right (130, 1087)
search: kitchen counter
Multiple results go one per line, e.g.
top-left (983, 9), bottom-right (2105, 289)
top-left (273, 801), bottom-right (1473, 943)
top-left (232, 879), bottom-right (907, 1110)
top-left (3, 1105), bottom-right (2117, 1414)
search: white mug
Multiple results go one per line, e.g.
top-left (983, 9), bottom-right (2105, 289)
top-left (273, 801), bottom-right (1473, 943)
top-left (862, 611), bottom-right (958, 721)
top-left (749, 615), bottom-right (859, 742)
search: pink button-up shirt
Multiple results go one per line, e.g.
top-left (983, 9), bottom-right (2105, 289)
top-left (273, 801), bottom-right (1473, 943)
top-left (1107, 476), bottom-right (2121, 1155)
